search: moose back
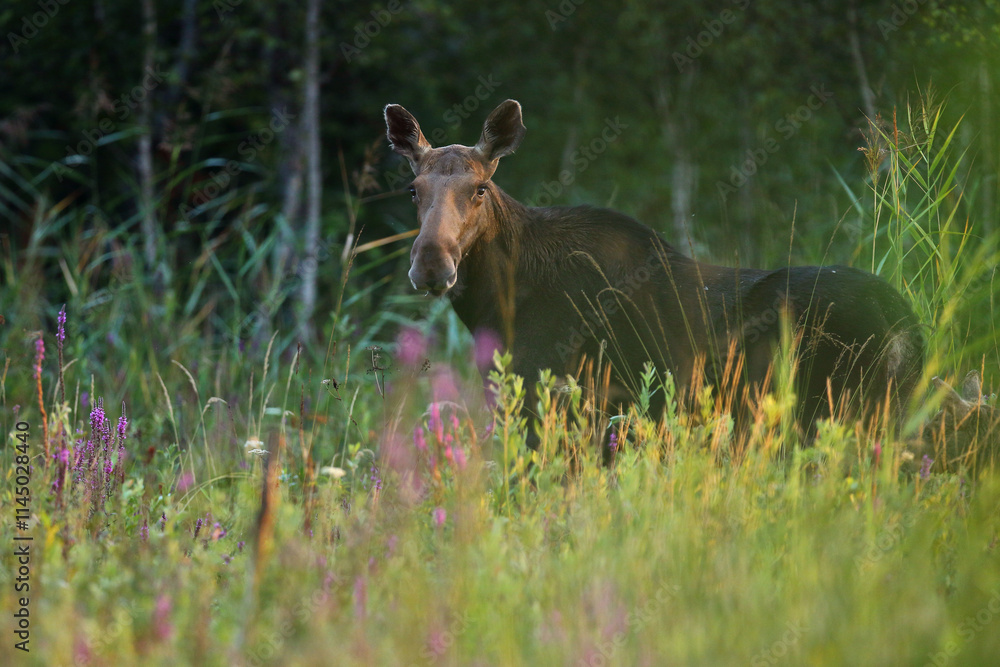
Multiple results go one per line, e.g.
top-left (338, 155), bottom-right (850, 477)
top-left (384, 99), bottom-right (924, 436)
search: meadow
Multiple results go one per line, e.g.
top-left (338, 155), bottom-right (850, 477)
top-left (2, 98), bottom-right (1000, 667)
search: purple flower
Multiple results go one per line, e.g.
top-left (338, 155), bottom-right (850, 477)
top-left (608, 430), bottom-right (618, 453)
top-left (237, 540), bottom-right (245, 552)
top-left (453, 446), bottom-right (467, 470)
top-left (414, 425), bottom-right (427, 452)
top-left (117, 406), bottom-right (128, 444)
top-left (428, 403), bottom-right (442, 441)
top-left (194, 518), bottom-right (203, 539)
top-left (919, 455), bottom-right (933, 480)
top-left (369, 465), bottom-right (382, 492)
top-left (140, 521), bottom-right (149, 541)
top-left (433, 507), bottom-right (447, 528)
top-left (57, 305), bottom-right (67, 345)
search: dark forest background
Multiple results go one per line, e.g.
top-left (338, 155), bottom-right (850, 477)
top-left (2, 0), bottom-right (998, 364)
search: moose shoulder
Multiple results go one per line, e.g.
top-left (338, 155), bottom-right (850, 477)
top-left (384, 99), bottom-right (924, 439)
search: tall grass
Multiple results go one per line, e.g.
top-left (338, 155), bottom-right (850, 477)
top-left (1, 97), bottom-right (999, 666)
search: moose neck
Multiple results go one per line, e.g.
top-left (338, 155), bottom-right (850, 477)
top-left (447, 184), bottom-right (531, 342)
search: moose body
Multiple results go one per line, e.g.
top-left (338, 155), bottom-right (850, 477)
top-left (385, 99), bottom-right (924, 437)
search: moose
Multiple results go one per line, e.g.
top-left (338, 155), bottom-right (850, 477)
top-left (384, 99), bottom-right (926, 446)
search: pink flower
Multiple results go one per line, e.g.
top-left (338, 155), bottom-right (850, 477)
top-left (473, 328), bottom-right (502, 373)
top-left (433, 507), bottom-right (447, 528)
top-left (153, 595), bottom-right (173, 641)
top-left (177, 472), bottom-right (195, 493)
top-left (414, 425), bottom-right (427, 451)
top-left (430, 402), bottom-right (444, 441)
top-left (396, 327), bottom-right (427, 366)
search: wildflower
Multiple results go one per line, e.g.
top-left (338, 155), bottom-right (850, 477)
top-left (414, 425), bottom-right (427, 452)
top-left (212, 522), bottom-right (227, 540)
top-left (397, 327), bottom-right (427, 366)
top-left (320, 466), bottom-right (347, 479)
top-left (919, 455), bottom-right (933, 480)
top-left (429, 403), bottom-right (442, 441)
top-left (194, 518), bottom-right (203, 539)
top-left (153, 595), bottom-right (173, 641)
top-left (353, 576), bottom-right (367, 618)
top-left (140, 520), bottom-right (149, 542)
top-left (608, 430), bottom-right (618, 454)
top-left (57, 305), bottom-right (67, 344)
top-left (34, 337), bottom-right (44, 380)
top-left (176, 472), bottom-right (194, 493)
top-left (237, 540), bottom-right (245, 552)
top-left (369, 465), bottom-right (383, 492)
top-left (453, 446), bottom-right (467, 470)
top-left (473, 328), bottom-right (502, 373)
top-left (117, 406), bottom-right (128, 444)
top-left (433, 507), bottom-right (447, 528)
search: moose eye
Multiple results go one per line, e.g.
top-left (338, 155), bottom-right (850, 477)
top-left (476, 184), bottom-right (488, 197)
top-left (408, 185), bottom-right (417, 201)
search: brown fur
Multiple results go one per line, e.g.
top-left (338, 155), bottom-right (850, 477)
top-left (386, 100), bottom-right (925, 447)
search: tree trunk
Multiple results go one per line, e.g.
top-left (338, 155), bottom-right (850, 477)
top-left (139, 0), bottom-right (159, 281)
top-left (298, 0), bottom-right (322, 341)
top-left (847, 1), bottom-right (877, 122)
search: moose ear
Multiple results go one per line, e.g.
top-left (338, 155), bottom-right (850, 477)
top-left (384, 104), bottom-right (431, 173)
top-left (960, 370), bottom-right (983, 404)
top-left (474, 99), bottom-right (526, 165)
top-left (933, 376), bottom-right (973, 419)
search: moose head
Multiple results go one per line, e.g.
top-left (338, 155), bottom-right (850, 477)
top-left (384, 100), bottom-right (526, 295)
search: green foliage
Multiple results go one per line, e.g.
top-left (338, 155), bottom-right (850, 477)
top-left (1, 3), bottom-right (999, 665)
